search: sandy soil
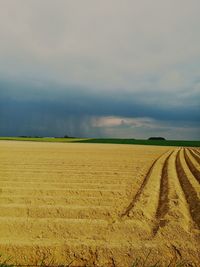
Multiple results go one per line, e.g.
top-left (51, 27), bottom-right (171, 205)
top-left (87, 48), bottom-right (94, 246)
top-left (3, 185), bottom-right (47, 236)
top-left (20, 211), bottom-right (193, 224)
top-left (0, 141), bottom-right (199, 266)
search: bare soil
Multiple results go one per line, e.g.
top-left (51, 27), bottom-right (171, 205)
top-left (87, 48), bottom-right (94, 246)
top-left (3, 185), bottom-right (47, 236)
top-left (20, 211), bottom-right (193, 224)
top-left (0, 141), bottom-right (199, 266)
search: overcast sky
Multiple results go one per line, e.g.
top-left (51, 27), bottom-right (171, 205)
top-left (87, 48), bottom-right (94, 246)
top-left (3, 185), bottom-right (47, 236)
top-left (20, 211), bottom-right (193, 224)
top-left (0, 0), bottom-right (199, 139)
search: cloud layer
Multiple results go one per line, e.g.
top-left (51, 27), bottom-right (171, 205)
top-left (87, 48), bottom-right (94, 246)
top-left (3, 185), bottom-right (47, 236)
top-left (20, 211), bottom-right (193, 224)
top-left (0, 0), bottom-right (199, 139)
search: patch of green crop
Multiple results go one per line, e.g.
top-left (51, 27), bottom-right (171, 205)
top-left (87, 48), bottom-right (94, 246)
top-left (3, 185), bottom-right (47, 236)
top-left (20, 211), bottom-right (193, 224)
top-left (0, 137), bottom-right (86, 143)
top-left (76, 138), bottom-right (200, 147)
top-left (0, 137), bottom-right (199, 147)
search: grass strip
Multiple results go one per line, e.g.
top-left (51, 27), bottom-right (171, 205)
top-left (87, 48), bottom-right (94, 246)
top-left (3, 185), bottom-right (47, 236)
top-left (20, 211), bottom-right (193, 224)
top-left (0, 137), bottom-right (199, 147)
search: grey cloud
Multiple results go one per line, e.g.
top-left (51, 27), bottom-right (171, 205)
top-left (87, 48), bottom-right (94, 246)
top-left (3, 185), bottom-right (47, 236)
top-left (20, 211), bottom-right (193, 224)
top-left (0, 0), bottom-right (200, 92)
top-left (0, 0), bottom-right (199, 139)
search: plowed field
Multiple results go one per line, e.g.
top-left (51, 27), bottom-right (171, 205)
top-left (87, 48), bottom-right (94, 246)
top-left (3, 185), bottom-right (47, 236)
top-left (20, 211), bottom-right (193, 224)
top-left (0, 141), bottom-right (199, 266)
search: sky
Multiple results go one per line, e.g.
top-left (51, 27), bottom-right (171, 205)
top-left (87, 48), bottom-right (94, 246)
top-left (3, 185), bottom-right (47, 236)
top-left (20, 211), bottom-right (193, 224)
top-left (0, 0), bottom-right (199, 140)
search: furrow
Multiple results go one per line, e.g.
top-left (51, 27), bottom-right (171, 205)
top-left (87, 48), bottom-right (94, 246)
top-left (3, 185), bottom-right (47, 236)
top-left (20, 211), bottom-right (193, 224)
top-left (0, 196), bottom-right (117, 206)
top-left (152, 152), bottom-right (173, 235)
top-left (0, 178), bottom-right (128, 185)
top-left (167, 149), bottom-right (193, 228)
top-left (189, 148), bottom-right (200, 164)
top-left (0, 181), bottom-right (126, 190)
top-left (0, 217), bottom-right (148, 247)
top-left (0, 188), bottom-right (124, 198)
top-left (120, 159), bottom-right (158, 217)
top-left (0, 217), bottom-right (109, 241)
top-left (0, 178), bottom-right (125, 184)
top-left (184, 149), bottom-right (200, 183)
top-left (121, 150), bottom-right (172, 220)
top-left (179, 149), bottom-right (200, 195)
top-left (0, 204), bottom-right (113, 220)
top-left (175, 149), bottom-right (200, 228)
top-left (193, 149), bottom-right (200, 157)
top-left (0, 237), bottom-right (153, 267)
top-left (0, 169), bottom-right (132, 174)
top-left (152, 149), bottom-right (195, 239)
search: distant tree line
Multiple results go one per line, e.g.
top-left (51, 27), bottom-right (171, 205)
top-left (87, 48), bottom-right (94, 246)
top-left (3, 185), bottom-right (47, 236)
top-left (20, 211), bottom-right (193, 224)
top-left (148, 137), bottom-right (166, 140)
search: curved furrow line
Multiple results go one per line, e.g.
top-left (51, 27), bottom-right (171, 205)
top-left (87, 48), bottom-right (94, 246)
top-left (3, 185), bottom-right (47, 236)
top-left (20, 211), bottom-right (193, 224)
top-left (167, 149), bottom-right (193, 228)
top-left (152, 152), bottom-right (173, 235)
top-left (120, 160), bottom-right (158, 217)
top-left (120, 150), bottom-right (171, 218)
top-left (180, 149), bottom-right (200, 195)
top-left (184, 149), bottom-right (200, 184)
top-left (175, 150), bottom-right (200, 228)
top-left (190, 149), bottom-right (200, 164)
top-left (193, 149), bottom-right (200, 157)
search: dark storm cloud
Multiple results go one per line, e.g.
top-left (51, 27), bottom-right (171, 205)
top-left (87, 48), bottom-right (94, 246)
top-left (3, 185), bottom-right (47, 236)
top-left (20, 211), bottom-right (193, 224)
top-left (1, 79), bottom-right (199, 120)
top-left (0, 79), bottom-right (199, 138)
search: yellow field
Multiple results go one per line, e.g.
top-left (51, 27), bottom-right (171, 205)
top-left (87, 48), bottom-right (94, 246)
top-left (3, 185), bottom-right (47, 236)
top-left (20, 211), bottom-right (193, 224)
top-left (0, 141), bottom-right (199, 266)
